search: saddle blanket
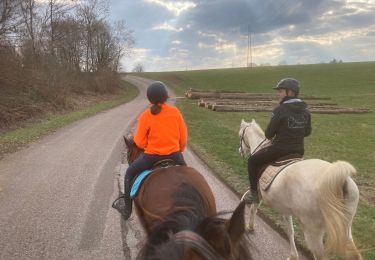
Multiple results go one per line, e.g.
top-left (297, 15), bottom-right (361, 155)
top-left (130, 170), bottom-right (152, 198)
top-left (259, 159), bottom-right (302, 191)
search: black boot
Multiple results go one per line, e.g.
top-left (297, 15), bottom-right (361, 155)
top-left (112, 193), bottom-right (132, 220)
top-left (112, 176), bottom-right (133, 220)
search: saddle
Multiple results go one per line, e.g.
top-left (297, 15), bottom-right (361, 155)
top-left (130, 159), bottom-right (178, 198)
top-left (256, 154), bottom-right (303, 191)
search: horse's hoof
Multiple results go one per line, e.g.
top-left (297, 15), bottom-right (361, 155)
top-left (246, 225), bottom-right (255, 233)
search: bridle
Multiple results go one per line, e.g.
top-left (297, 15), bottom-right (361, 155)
top-left (239, 126), bottom-right (250, 158)
top-left (239, 125), bottom-right (267, 158)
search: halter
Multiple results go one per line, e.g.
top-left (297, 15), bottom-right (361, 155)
top-left (173, 230), bottom-right (226, 260)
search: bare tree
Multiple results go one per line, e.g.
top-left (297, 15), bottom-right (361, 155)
top-left (132, 63), bottom-right (144, 73)
top-left (53, 16), bottom-right (82, 70)
top-left (0, 0), bottom-right (21, 39)
top-left (76, 0), bottom-right (108, 72)
top-left (111, 20), bottom-right (134, 71)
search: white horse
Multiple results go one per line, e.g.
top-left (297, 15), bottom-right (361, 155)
top-left (239, 119), bottom-right (362, 260)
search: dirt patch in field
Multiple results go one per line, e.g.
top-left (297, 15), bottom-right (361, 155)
top-left (357, 180), bottom-right (375, 205)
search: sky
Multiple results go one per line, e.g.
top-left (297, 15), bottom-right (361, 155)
top-left (108, 0), bottom-right (375, 72)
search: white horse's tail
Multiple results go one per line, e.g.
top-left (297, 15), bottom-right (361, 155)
top-left (318, 160), bottom-right (356, 255)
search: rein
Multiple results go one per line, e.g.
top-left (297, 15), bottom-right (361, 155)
top-left (251, 138), bottom-right (268, 156)
top-left (173, 230), bottom-right (226, 260)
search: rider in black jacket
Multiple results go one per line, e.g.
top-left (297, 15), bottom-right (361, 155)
top-left (243, 78), bottom-right (312, 204)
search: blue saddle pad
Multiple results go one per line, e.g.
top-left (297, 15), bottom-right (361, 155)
top-left (130, 170), bottom-right (153, 198)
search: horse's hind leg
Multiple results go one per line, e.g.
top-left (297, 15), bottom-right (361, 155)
top-left (303, 228), bottom-right (326, 260)
top-left (346, 226), bottom-right (362, 260)
top-left (283, 215), bottom-right (298, 260)
top-left (344, 178), bottom-right (362, 260)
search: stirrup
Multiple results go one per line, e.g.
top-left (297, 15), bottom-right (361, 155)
top-left (112, 194), bottom-right (132, 220)
top-left (241, 190), bottom-right (260, 204)
top-left (112, 194), bottom-right (125, 209)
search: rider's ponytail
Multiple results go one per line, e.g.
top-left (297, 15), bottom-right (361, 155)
top-left (150, 104), bottom-right (162, 115)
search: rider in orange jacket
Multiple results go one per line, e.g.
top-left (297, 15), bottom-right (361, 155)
top-left (113, 81), bottom-right (188, 220)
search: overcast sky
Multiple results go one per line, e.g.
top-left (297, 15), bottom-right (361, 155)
top-left (108, 0), bottom-right (375, 72)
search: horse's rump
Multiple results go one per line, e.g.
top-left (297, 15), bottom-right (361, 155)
top-left (134, 166), bottom-right (217, 233)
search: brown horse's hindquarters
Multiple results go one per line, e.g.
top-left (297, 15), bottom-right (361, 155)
top-left (135, 166), bottom-right (217, 232)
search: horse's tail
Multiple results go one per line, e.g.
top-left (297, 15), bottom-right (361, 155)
top-left (318, 160), bottom-right (356, 255)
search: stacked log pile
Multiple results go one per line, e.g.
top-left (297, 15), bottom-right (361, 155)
top-left (185, 88), bottom-right (371, 114)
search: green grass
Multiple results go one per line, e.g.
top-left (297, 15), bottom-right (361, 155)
top-left (0, 80), bottom-right (139, 158)
top-left (139, 62), bottom-right (375, 259)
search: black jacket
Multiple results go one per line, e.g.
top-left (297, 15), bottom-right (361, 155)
top-left (265, 98), bottom-right (312, 151)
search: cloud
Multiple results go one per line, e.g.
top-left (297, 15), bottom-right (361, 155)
top-left (110, 0), bottom-right (375, 71)
top-left (144, 0), bottom-right (196, 16)
top-left (152, 22), bottom-right (183, 32)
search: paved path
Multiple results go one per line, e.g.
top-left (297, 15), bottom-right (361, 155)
top-left (0, 75), bottom-right (307, 259)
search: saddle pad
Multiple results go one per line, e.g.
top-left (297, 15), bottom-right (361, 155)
top-left (130, 170), bottom-right (152, 198)
top-left (259, 159), bottom-right (302, 191)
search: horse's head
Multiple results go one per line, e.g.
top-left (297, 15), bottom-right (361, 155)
top-left (123, 136), bottom-right (143, 164)
top-left (193, 201), bottom-right (251, 260)
top-left (239, 119), bottom-right (266, 158)
top-left (139, 201), bottom-right (252, 260)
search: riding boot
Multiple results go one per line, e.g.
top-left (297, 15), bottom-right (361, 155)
top-left (246, 162), bottom-right (260, 204)
top-left (112, 177), bottom-right (133, 220)
top-left (123, 176), bottom-right (133, 220)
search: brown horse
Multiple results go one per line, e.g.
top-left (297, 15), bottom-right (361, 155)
top-left (123, 137), bottom-right (252, 260)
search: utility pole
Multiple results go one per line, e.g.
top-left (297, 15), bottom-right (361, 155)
top-left (247, 25), bottom-right (249, 68)
top-left (249, 29), bottom-right (252, 68)
top-left (247, 24), bottom-right (253, 68)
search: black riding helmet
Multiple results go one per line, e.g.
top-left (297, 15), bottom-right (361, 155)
top-left (147, 81), bottom-right (169, 104)
top-left (273, 78), bottom-right (300, 96)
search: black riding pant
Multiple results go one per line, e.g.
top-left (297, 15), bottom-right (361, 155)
top-left (124, 152), bottom-right (186, 199)
top-left (247, 146), bottom-right (303, 192)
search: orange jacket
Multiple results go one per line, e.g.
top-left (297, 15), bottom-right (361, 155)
top-left (134, 103), bottom-right (188, 155)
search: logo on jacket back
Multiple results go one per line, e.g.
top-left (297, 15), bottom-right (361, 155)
top-left (288, 115), bottom-right (306, 129)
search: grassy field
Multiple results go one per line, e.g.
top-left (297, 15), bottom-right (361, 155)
top-left (0, 80), bottom-right (139, 159)
top-left (139, 62), bottom-right (375, 259)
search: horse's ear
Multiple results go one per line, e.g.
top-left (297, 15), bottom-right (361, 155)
top-left (226, 201), bottom-right (246, 244)
top-left (123, 136), bottom-right (131, 148)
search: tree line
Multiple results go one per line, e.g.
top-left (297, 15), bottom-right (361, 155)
top-left (0, 0), bottom-right (134, 128)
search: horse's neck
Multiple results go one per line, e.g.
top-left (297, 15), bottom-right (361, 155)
top-left (246, 127), bottom-right (265, 154)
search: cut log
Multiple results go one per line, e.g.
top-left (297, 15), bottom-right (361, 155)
top-left (210, 104), bottom-right (371, 114)
top-left (212, 105), bottom-right (273, 112)
top-left (309, 108), bottom-right (371, 114)
top-left (187, 92), bottom-right (220, 99)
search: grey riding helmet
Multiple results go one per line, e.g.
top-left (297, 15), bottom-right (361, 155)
top-left (147, 81), bottom-right (169, 104)
top-left (273, 78), bottom-right (300, 96)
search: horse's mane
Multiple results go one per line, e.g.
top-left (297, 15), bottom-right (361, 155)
top-left (250, 120), bottom-right (265, 138)
top-left (137, 183), bottom-right (211, 259)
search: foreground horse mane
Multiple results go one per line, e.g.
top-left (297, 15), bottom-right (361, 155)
top-left (137, 183), bottom-right (252, 260)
